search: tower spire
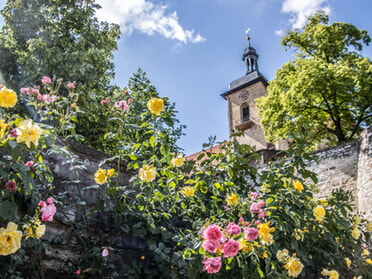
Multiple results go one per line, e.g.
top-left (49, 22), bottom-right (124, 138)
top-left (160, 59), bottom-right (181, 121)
top-left (242, 28), bottom-right (259, 74)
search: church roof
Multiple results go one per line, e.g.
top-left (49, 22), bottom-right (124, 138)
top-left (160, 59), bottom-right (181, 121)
top-left (220, 70), bottom-right (268, 100)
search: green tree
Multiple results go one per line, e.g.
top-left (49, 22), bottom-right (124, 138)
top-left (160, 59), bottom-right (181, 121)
top-left (0, 0), bottom-right (121, 142)
top-left (257, 12), bottom-right (372, 147)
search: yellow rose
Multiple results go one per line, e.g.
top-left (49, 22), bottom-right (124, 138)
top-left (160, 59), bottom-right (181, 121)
top-left (171, 154), bottom-right (185, 167)
top-left (351, 227), bottom-right (361, 240)
top-left (238, 239), bottom-right (253, 254)
top-left (366, 258), bottom-right (372, 264)
top-left (258, 222), bottom-right (275, 245)
top-left (94, 168), bottom-right (109, 184)
top-left (16, 119), bottom-right (42, 148)
top-left (284, 256), bottom-right (304, 277)
top-left (147, 98), bottom-right (164, 115)
top-left (353, 216), bottom-right (361, 225)
top-left (328, 270), bottom-right (339, 279)
top-left (23, 219), bottom-right (46, 239)
top-left (0, 222), bottom-right (23, 256)
top-left (293, 180), bottom-right (303, 191)
top-left (0, 119), bottom-right (9, 139)
top-left (344, 257), bottom-right (351, 268)
top-left (362, 248), bottom-right (369, 257)
top-left (313, 205), bottom-right (325, 222)
top-left (106, 168), bottom-right (116, 177)
top-left (366, 222), bottom-right (372, 232)
top-left (0, 87), bottom-right (17, 108)
top-left (139, 165), bottom-right (156, 182)
top-left (181, 186), bottom-right (195, 197)
top-left (276, 249), bottom-right (289, 263)
top-left (226, 193), bottom-right (239, 206)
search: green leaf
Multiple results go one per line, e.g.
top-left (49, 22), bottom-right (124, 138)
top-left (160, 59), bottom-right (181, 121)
top-left (0, 200), bottom-right (17, 221)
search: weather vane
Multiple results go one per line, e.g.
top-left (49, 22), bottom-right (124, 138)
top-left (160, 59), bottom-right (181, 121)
top-left (246, 27), bottom-right (251, 46)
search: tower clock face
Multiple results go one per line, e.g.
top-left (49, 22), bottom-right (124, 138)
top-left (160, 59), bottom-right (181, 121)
top-left (238, 89), bottom-right (250, 102)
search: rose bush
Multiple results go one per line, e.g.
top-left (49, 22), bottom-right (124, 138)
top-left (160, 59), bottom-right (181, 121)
top-left (0, 76), bottom-right (370, 279)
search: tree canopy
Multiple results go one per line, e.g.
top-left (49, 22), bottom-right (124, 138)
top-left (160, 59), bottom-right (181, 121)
top-left (257, 12), bottom-right (372, 147)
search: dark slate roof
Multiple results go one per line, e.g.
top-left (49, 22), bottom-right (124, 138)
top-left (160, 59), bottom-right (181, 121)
top-left (220, 70), bottom-right (268, 100)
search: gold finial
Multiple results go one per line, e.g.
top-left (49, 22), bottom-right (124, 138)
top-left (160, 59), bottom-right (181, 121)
top-left (246, 27), bottom-right (251, 41)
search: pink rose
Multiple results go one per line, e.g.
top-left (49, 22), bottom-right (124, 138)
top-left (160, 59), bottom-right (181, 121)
top-left (250, 202), bottom-right (261, 213)
top-left (127, 98), bottom-right (133, 104)
top-left (202, 225), bottom-right (224, 242)
top-left (226, 222), bottom-right (241, 235)
top-left (39, 199), bottom-right (57, 221)
top-left (5, 180), bottom-right (17, 192)
top-left (250, 191), bottom-right (259, 200)
top-left (257, 200), bottom-right (265, 208)
top-left (67, 82), bottom-right (75, 89)
top-left (25, 161), bottom-right (34, 167)
top-left (114, 100), bottom-right (129, 111)
top-left (20, 87), bottom-right (31, 95)
top-left (75, 270), bottom-right (81, 275)
top-left (46, 197), bottom-right (55, 204)
top-left (222, 239), bottom-right (240, 258)
top-left (101, 97), bottom-right (110, 104)
top-left (202, 239), bottom-right (220, 253)
top-left (202, 257), bottom-right (222, 274)
top-left (38, 201), bottom-right (47, 207)
top-left (258, 209), bottom-right (266, 219)
top-left (102, 247), bottom-right (109, 257)
top-left (41, 76), bottom-right (52, 84)
top-left (32, 88), bottom-right (39, 94)
top-left (244, 227), bottom-right (259, 241)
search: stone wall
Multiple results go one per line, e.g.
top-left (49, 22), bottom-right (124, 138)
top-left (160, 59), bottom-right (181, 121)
top-left (305, 127), bottom-right (372, 220)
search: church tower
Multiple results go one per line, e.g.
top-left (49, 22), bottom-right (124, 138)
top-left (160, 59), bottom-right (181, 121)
top-left (221, 32), bottom-right (272, 150)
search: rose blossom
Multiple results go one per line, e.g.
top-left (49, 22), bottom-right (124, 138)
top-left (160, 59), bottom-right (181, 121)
top-left (25, 161), bottom-right (34, 167)
top-left (257, 200), bottom-right (265, 208)
top-left (226, 222), bottom-right (241, 235)
top-left (5, 180), bottom-right (17, 192)
top-left (101, 97), bottom-right (110, 104)
top-left (41, 76), bottom-right (52, 84)
top-left (258, 209), bottom-right (266, 219)
top-left (39, 198), bottom-right (57, 221)
top-left (202, 257), bottom-right (222, 274)
top-left (250, 202), bottom-right (261, 213)
top-left (9, 128), bottom-right (18, 138)
top-left (114, 100), bottom-right (129, 111)
top-left (202, 239), bottom-right (220, 253)
top-left (102, 247), bottom-right (109, 257)
top-left (222, 239), bottom-right (240, 258)
top-left (46, 197), bottom-right (55, 204)
top-left (20, 87), bottom-right (31, 95)
top-left (202, 225), bottom-right (225, 242)
top-left (250, 191), bottom-right (259, 200)
top-left (67, 82), bottom-right (75, 89)
top-left (244, 227), bottom-right (259, 241)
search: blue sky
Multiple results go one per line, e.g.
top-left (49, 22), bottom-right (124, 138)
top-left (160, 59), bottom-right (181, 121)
top-left (1, 0), bottom-right (372, 155)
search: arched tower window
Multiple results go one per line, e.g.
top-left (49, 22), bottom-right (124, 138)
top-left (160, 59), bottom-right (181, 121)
top-left (241, 103), bottom-right (250, 122)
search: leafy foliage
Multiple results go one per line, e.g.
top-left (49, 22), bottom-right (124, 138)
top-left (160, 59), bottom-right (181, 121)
top-left (257, 11), bottom-right (372, 148)
top-left (0, 0), bottom-right (121, 146)
top-left (94, 68), bottom-right (185, 158)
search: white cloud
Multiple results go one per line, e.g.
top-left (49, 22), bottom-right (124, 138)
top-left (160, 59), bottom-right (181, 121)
top-left (281, 0), bottom-right (331, 29)
top-left (275, 29), bottom-right (284, 36)
top-left (95, 0), bottom-right (206, 43)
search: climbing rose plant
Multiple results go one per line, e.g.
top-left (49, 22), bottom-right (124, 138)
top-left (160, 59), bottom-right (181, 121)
top-left (0, 76), bottom-right (371, 279)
